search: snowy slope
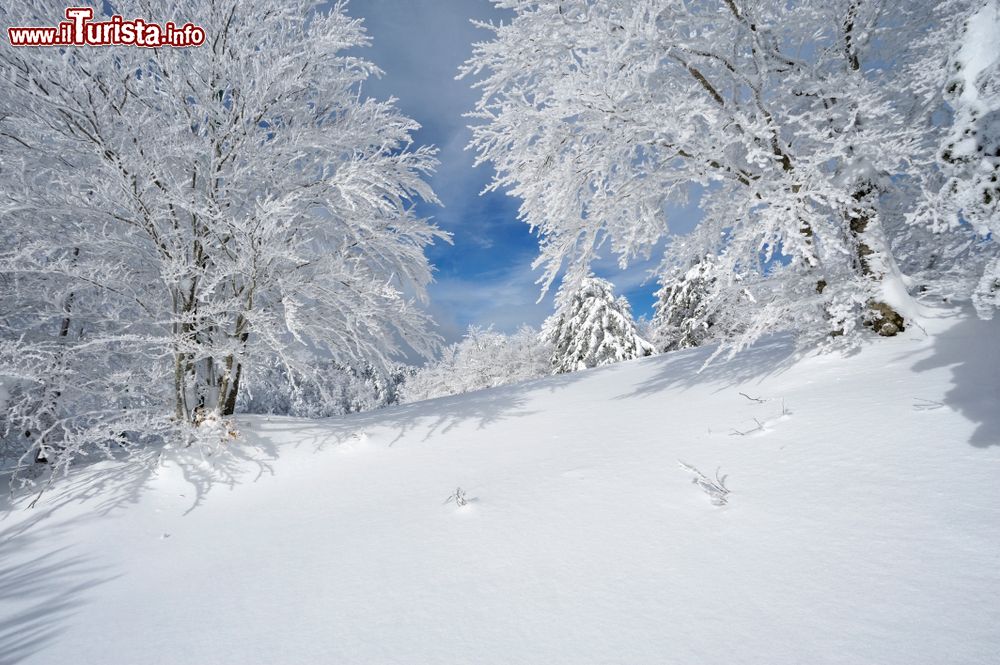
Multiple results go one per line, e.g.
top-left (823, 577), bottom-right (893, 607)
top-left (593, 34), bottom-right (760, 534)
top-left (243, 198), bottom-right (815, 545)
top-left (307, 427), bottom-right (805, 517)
top-left (2, 309), bottom-right (999, 665)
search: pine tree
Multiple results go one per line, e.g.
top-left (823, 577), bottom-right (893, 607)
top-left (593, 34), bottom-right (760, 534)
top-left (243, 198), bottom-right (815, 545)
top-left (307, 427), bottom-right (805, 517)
top-left (653, 255), bottom-right (719, 353)
top-left (543, 277), bottom-right (654, 374)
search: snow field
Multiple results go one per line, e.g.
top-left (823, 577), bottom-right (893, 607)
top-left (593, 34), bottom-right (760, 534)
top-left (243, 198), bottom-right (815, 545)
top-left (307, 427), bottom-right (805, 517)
top-left (1, 310), bottom-right (998, 664)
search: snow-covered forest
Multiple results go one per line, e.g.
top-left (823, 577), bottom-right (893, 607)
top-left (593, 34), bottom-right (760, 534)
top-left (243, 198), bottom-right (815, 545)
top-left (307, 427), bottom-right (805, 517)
top-left (1, 1), bottom-right (998, 663)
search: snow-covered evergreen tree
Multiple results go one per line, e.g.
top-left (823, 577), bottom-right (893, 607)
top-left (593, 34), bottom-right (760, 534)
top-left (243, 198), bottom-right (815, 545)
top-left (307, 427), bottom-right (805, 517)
top-left (543, 277), bottom-right (654, 374)
top-left (653, 255), bottom-right (720, 353)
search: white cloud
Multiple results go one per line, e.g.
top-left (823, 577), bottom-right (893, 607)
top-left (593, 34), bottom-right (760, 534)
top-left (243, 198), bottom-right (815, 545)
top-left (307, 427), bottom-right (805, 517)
top-left (427, 253), bottom-right (555, 343)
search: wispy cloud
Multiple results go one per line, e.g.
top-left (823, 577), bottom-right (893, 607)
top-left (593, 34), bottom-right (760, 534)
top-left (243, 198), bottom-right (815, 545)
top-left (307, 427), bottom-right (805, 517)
top-left (427, 253), bottom-right (555, 342)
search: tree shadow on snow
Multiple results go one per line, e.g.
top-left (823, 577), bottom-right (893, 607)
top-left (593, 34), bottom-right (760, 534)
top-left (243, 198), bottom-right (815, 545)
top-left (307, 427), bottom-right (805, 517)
top-left (2, 427), bottom-right (283, 518)
top-left (0, 511), bottom-right (116, 665)
top-left (908, 315), bottom-right (1000, 448)
top-left (243, 370), bottom-right (588, 452)
top-left (4, 369), bottom-right (583, 518)
top-left (161, 434), bottom-right (282, 515)
top-left (6, 449), bottom-right (163, 518)
top-left (614, 332), bottom-right (804, 401)
top-left (0, 367), bottom-right (586, 662)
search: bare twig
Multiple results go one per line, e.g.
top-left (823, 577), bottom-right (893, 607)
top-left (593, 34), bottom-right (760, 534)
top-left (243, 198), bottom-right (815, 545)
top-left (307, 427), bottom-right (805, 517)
top-left (730, 418), bottom-right (765, 436)
top-left (445, 487), bottom-right (468, 507)
top-left (678, 461), bottom-right (731, 506)
top-left (739, 392), bottom-right (766, 403)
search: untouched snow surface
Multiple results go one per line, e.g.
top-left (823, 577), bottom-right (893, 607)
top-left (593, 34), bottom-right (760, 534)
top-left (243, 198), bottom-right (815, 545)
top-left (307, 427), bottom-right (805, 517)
top-left (2, 309), bottom-right (999, 664)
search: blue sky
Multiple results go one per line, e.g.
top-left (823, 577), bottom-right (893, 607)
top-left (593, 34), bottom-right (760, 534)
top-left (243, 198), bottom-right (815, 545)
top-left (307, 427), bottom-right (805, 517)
top-left (349, 0), bottom-right (665, 343)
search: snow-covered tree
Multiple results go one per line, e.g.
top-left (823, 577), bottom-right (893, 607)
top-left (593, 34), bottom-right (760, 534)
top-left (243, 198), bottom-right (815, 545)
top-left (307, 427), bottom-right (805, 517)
top-left (463, 0), bottom-right (954, 349)
top-left (543, 277), bottom-right (653, 373)
top-left (358, 362), bottom-right (416, 410)
top-left (653, 254), bottom-right (721, 352)
top-left (0, 1), bottom-right (445, 485)
top-left (401, 326), bottom-right (550, 402)
top-left (907, 0), bottom-right (1000, 317)
top-left (238, 360), bottom-right (413, 418)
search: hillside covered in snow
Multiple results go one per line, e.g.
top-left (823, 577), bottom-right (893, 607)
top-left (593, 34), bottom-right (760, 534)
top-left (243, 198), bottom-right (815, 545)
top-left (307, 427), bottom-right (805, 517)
top-left (2, 308), bottom-right (998, 665)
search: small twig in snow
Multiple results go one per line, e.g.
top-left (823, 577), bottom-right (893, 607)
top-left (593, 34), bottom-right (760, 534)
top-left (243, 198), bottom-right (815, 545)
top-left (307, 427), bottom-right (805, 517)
top-left (445, 487), bottom-right (468, 507)
top-left (678, 461), bottom-right (731, 506)
top-left (730, 418), bottom-right (765, 436)
top-left (739, 392), bottom-right (767, 403)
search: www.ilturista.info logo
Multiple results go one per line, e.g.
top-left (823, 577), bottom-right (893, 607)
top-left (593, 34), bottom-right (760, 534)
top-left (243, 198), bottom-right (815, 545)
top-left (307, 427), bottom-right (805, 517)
top-left (7, 7), bottom-right (205, 48)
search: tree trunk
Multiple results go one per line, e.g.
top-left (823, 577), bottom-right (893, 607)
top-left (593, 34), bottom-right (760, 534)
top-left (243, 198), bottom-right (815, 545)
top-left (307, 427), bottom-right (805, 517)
top-left (847, 185), bottom-right (905, 336)
top-left (34, 248), bottom-right (81, 463)
top-left (173, 352), bottom-right (189, 421)
top-left (221, 361), bottom-right (242, 416)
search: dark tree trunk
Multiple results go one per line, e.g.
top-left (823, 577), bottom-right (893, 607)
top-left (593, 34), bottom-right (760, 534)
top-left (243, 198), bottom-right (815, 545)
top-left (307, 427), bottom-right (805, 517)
top-left (847, 186), bottom-right (905, 336)
top-left (221, 362), bottom-right (242, 416)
